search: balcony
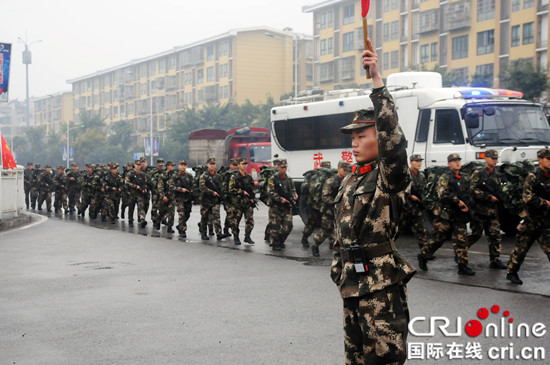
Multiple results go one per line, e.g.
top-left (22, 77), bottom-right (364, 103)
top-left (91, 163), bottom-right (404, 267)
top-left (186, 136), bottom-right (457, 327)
top-left (442, 0), bottom-right (471, 32)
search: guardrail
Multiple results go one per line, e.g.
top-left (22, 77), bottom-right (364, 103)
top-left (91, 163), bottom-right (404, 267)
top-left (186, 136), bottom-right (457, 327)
top-left (0, 166), bottom-right (25, 220)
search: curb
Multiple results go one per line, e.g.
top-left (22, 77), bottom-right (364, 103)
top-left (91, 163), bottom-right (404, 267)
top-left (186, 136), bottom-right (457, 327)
top-left (0, 214), bottom-right (33, 232)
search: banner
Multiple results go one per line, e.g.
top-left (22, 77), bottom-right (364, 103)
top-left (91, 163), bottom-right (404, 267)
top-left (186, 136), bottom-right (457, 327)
top-left (62, 146), bottom-right (74, 161)
top-left (1, 133), bottom-right (17, 168)
top-left (143, 137), bottom-right (151, 156)
top-left (0, 43), bottom-right (12, 102)
top-left (153, 137), bottom-right (159, 156)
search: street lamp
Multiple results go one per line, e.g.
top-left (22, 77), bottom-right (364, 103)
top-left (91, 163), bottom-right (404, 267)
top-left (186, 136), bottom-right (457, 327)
top-left (66, 124), bottom-right (84, 169)
top-left (264, 31), bottom-right (299, 102)
top-left (17, 34), bottom-right (42, 127)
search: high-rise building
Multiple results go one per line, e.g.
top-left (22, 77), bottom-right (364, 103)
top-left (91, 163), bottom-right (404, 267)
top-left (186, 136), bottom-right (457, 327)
top-left (303, 0), bottom-right (548, 90)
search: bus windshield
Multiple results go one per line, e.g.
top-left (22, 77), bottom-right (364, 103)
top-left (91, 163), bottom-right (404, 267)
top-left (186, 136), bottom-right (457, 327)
top-left (250, 145), bottom-right (271, 163)
top-left (466, 104), bottom-right (550, 146)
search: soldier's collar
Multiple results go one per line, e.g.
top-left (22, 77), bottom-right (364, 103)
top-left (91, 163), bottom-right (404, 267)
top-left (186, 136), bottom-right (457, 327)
top-left (352, 162), bottom-right (374, 176)
top-left (209, 171), bottom-right (215, 176)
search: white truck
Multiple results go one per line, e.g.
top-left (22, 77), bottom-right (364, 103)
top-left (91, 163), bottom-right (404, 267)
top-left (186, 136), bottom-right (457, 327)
top-left (270, 72), bottom-right (550, 183)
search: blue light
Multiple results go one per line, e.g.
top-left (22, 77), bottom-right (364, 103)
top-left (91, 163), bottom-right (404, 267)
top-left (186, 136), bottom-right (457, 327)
top-left (471, 90), bottom-right (481, 96)
top-left (339, 101), bottom-right (344, 106)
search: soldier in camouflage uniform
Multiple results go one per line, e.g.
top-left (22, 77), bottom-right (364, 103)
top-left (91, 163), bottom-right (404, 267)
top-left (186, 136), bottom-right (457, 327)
top-left (149, 158), bottom-right (165, 229)
top-left (79, 164), bottom-right (95, 217)
top-left (506, 148), bottom-right (550, 285)
top-left (66, 162), bottom-right (81, 214)
top-left (169, 160), bottom-right (195, 238)
top-left (24, 162), bottom-right (33, 209)
top-left (125, 160), bottom-right (149, 228)
top-left (332, 44), bottom-right (415, 365)
top-left (399, 154), bottom-right (429, 251)
top-left (418, 154), bottom-right (476, 276)
top-left (140, 157), bottom-right (151, 218)
top-left (222, 158), bottom-right (239, 236)
top-left (53, 165), bottom-right (69, 214)
top-left (30, 163), bottom-right (41, 209)
top-left (467, 149), bottom-right (507, 269)
top-left (199, 157), bottom-right (225, 241)
top-left (157, 160), bottom-right (176, 233)
top-left (37, 165), bottom-right (53, 212)
top-left (228, 157), bottom-right (256, 245)
top-left (266, 159), bottom-right (297, 251)
top-left (102, 163), bottom-right (123, 224)
top-left (120, 162), bottom-right (133, 219)
top-left (311, 161), bottom-right (350, 257)
top-left (301, 161), bottom-right (332, 248)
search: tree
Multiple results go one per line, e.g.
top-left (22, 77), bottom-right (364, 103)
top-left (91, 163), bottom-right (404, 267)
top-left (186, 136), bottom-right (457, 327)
top-left (500, 59), bottom-right (549, 100)
top-left (430, 65), bottom-right (469, 87)
top-left (470, 73), bottom-right (493, 88)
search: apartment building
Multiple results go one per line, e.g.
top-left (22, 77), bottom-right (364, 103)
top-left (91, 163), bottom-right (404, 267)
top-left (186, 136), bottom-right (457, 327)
top-left (303, 0), bottom-right (549, 90)
top-left (32, 92), bottom-right (73, 134)
top-left (67, 27), bottom-right (313, 138)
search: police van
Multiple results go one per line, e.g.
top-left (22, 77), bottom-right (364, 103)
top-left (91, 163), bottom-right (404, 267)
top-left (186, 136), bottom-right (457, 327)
top-left (270, 72), bottom-right (550, 184)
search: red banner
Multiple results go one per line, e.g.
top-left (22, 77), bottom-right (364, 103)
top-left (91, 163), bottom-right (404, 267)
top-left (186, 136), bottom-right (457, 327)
top-left (1, 133), bottom-right (17, 169)
top-left (361, 0), bottom-right (370, 17)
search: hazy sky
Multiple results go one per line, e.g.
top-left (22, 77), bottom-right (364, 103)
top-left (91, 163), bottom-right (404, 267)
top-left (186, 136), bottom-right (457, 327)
top-left (1, 0), bottom-right (316, 101)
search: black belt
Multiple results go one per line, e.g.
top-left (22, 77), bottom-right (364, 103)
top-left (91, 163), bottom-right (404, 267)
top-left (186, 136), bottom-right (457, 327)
top-left (340, 240), bottom-right (396, 262)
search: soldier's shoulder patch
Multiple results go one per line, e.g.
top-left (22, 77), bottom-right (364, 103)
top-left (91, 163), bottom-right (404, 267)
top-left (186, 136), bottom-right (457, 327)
top-left (472, 176), bottom-right (480, 183)
top-left (440, 178), bottom-right (448, 186)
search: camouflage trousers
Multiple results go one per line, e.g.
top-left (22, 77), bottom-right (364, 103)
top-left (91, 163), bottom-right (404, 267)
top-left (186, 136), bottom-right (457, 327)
top-left (24, 186), bottom-right (31, 208)
top-left (37, 191), bottom-right (52, 211)
top-left (104, 192), bottom-right (121, 220)
top-left (421, 217), bottom-right (469, 265)
top-left (30, 187), bottom-right (39, 208)
top-left (175, 197), bottom-right (192, 233)
top-left (200, 203), bottom-right (221, 235)
top-left (127, 193), bottom-right (147, 222)
top-left (342, 284), bottom-right (409, 365)
top-left (467, 214), bottom-right (502, 261)
top-left (67, 191), bottom-right (80, 212)
top-left (53, 191), bottom-right (68, 212)
top-left (268, 204), bottom-right (293, 247)
top-left (230, 204), bottom-right (254, 237)
top-left (508, 218), bottom-right (550, 274)
top-left (223, 202), bottom-right (237, 233)
top-left (143, 192), bottom-right (150, 217)
top-left (312, 210), bottom-right (335, 247)
top-left (303, 207), bottom-right (322, 238)
top-left (151, 192), bottom-right (160, 224)
top-left (159, 198), bottom-right (175, 227)
top-left (120, 191), bottom-right (129, 216)
top-left (400, 205), bottom-right (428, 249)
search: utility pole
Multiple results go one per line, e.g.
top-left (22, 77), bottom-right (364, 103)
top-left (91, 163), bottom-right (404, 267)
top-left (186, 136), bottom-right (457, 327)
top-left (18, 33), bottom-right (42, 127)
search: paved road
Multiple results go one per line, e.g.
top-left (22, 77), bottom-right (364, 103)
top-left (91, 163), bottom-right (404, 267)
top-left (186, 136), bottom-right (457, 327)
top-left (0, 205), bottom-right (548, 364)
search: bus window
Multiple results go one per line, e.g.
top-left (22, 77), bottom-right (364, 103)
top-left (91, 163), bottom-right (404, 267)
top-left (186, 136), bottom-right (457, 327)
top-left (434, 109), bottom-right (464, 144)
top-left (272, 112), bottom-right (354, 151)
top-left (415, 109), bottom-right (431, 142)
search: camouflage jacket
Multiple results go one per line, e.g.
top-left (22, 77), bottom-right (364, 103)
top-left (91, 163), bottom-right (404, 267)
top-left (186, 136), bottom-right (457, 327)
top-left (158, 170), bottom-right (176, 201)
top-left (521, 167), bottom-right (550, 224)
top-left (66, 171), bottom-right (81, 193)
top-left (320, 175), bottom-right (342, 214)
top-left (470, 166), bottom-right (501, 217)
top-left (30, 170), bottom-right (41, 189)
top-left (37, 171), bottom-right (54, 192)
top-left (53, 173), bottom-right (67, 193)
top-left (229, 172), bottom-right (255, 208)
top-left (266, 173), bottom-right (296, 208)
top-left (331, 86), bottom-right (415, 298)
top-left (149, 168), bottom-right (164, 195)
top-left (307, 168), bottom-right (333, 207)
top-left (168, 171), bottom-right (195, 202)
top-left (405, 168), bottom-right (424, 212)
top-left (102, 172), bottom-right (123, 197)
top-left (125, 170), bottom-right (148, 194)
top-left (434, 169), bottom-right (469, 221)
top-left (24, 168), bottom-right (33, 188)
top-left (199, 171), bottom-right (223, 206)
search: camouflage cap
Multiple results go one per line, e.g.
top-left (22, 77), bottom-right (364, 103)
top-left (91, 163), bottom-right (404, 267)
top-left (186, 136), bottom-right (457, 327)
top-left (134, 159), bottom-right (141, 165)
top-left (279, 158), bottom-right (288, 168)
top-left (156, 158), bottom-right (165, 164)
top-left (206, 157), bottom-right (216, 164)
top-left (537, 148), bottom-right (550, 159)
top-left (238, 157), bottom-right (248, 164)
top-left (320, 161), bottom-right (331, 168)
top-left (27, 162), bottom-right (33, 166)
top-left (165, 160), bottom-right (175, 166)
top-left (179, 159), bottom-right (188, 165)
top-left (45, 164), bottom-right (51, 169)
top-left (85, 163), bottom-right (92, 168)
top-left (338, 161), bottom-right (352, 171)
top-left (71, 162), bottom-right (78, 167)
top-left (272, 159), bottom-right (281, 166)
top-left (57, 165), bottom-right (64, 170)
top-left (485, 149), bottom-right (498, 159)
top-left (35, 164), bottom-right (41, 168)
top-left (230, 158), bottom-right (239, 165)
top-left (341, 108), bottom-right (376, 134)
top-left (447, 153), bottom-right (462, 162)
top-left (410, 154), bottom-right (424, 161)
top-left (139, 157), bottom-right (146, 162)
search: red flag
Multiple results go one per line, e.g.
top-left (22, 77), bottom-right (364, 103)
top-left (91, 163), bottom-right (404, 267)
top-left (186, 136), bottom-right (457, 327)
top-left (361, 0), bottom-right (370, 17)
top-left (1, 133), bottom-right (17, 169)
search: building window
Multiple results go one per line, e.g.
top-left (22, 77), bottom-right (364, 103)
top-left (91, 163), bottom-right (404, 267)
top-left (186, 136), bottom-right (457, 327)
top-left (524, 0), bottom-right (535, 9)
top-left (184, 72), bottom-right (192, 85)
top-left (321, 39), bottom-right (327, 55)
top-left (390, 21), bottom-right (399, 40)
top-left (341, 56), bottom-right (355, 80)
top-left (523, 22), bottom-right (534, 44)
top-left (477, 0), bottom-right (495, 22)
top-left (511, 25), bottom-right (521, 47)
top-left (343, 32), bottom-right (354, 52)
top-left (384, 23), bottom-right (390, 42)
top-left (197, 69), bottom-right (204, 84)
top-left (159, 59), bottom-right (165, 74)
top-left (219, 64), bottom-right (228, 78)
top-left (328, 38), bottom-right (333, 54)
top-left (328, 11), bottom-right (333, 28)
top-left (476, 63), bottom-right (494, 77)
top-left (207, 67), bottom-right (214, 82)
top-left (207, 46), bottom-right (214, 61)
top-left (219, 42), bottom-right (229, 57)
top-left (391, 50), bottom-right (399, 69)
top-left (383, 52), bottom-right (390, 70)
top-left (150, 62), bottom-right (156, 76)
top-left (343, 4), bottom-right (354, 25)
top-left (139, 64), bottom-right (147, 78)
top-left (477, 30), bottom-right (494, 55)
top-left (452, 35), bottom-right (468, 59)
top-left (319, 62), bottom-right (333, 82)
top-left (420, 45), bottom-right (429, 63)
top-left (320, 13), bottom-right (327, 29)
top-left (431, 42), bottom-right (438, 61)
top-left (512, 0), bottom-right (521, 11)
top-left (169, 56), bottom-right (176, 70)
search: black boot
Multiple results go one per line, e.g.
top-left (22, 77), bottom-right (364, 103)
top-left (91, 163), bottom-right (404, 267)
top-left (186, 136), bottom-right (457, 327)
top-left (209, 227), bottom-right (215, 236)
top-left (129, 221), bottom-right (134, 227)
top-left (154, 221), bottom-right (161, 230)
top-left (301, 236), bottom-right (310, 248)
top-left (311, 245), bottom-right (320, 257)
top-left (121, 210), bottom-right (125, 219)
top-left (201, 233), bottom-right (209, 240)
top-left (111, 218), bottom-right (116, 224)
top-left (140, 220), bottom-right (147, 228)
top-left (244, 236), bottom-right (255, 244)
top-left (217, 234), bottom-right (225, 241)
top-left (417, 254), bottom-right (428, 271)
top-left (458, 264), bottom-right (475, 276)
top-left (272, 244), bottom-right (282, 251)
top-left (102, 216), bottom-right (107, 222)
top-left (506, 272), bottom-right (523, 285)
top-left (167, 226), bottom-right (175, 233)
top-left (234, 236), bottom-right (241, 245)
top-left (490, 259), bottom-right (507, 270)
top-left (224, 228), bottom-right (232, 237)
top-left (179, 231), bottom-right (187, 239)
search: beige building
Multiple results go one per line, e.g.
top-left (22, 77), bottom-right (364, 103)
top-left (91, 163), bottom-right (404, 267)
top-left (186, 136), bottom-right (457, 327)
top-left (67, 26), bottom-right (313, 138)
top-left (32, 91), bottom-right (73, 134)
top-left (303, 0), bottom-right (549, 90)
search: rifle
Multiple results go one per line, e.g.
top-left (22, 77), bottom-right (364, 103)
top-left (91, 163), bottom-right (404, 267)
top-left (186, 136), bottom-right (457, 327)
top-left (132, 172), bottom-right (148, 195)
top-left (274, 179), bottom-right (299, 215)
top-left (175, 173), bottom-right (196, 201)
top-left (237, 174), bottom-right (258, 209)
top-left (104, 174), bottom-right (121, 192)
top-left (533, 181), bottom-right (550, 201)
top-left (205, 175), bottom-right (223, 203)
top-left (477, 181), bottom-right (505, 203)
top-left (410, 184), bottom-right (425, 209)
top-left (453, 179), bottom-right (474, 222)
